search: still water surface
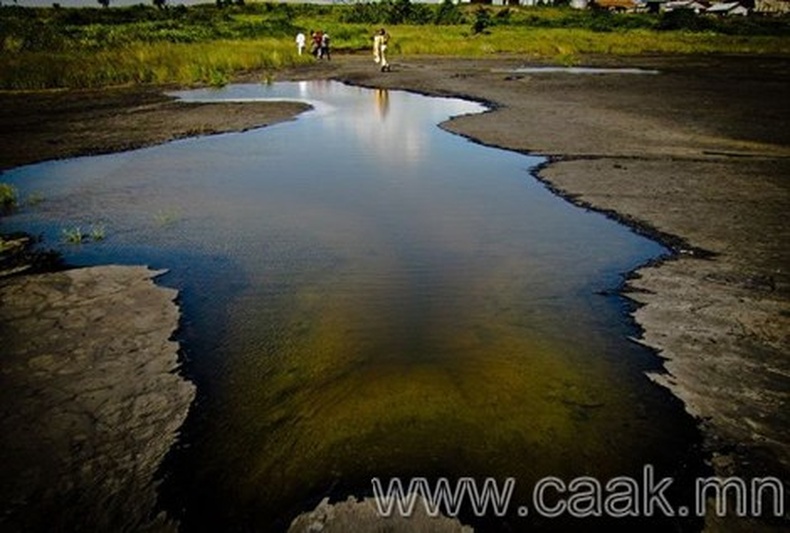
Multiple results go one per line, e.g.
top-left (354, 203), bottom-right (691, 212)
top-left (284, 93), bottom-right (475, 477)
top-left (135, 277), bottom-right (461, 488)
top-left (3, 81), bottom-right (702, 531)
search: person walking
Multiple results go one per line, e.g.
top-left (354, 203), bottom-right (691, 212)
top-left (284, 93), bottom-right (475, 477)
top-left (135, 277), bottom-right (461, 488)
top-left (310, 30), bottom-right (322, 58)
top-left (373, 28), bottom-right (390, 72)
top-left (295, 31), bottom-right (306, 56)
top-left (321, 31), bottom-right (331, 61)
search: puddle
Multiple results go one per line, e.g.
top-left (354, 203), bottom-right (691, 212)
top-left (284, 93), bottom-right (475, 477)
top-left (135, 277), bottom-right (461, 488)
top-left (2, 81), bottom-right (701, 531)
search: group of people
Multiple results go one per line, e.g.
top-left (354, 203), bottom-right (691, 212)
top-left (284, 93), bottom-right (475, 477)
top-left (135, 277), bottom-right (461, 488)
top-left (295, 28), bottom-right (391, 72)
top-left (295, 30), bottom-right (331, 61)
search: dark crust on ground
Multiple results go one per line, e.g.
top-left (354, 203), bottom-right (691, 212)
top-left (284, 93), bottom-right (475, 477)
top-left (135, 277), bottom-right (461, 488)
top-left (1, 53), bottom-right (789, 530)
top-left (0, 266), bottom-right (194, 532)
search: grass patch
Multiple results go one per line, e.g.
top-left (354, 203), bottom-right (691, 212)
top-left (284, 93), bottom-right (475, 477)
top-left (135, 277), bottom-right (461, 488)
top-left (0, 183), bottom-right (18, 211)
top-left (62, 226), bottom-right (85, 244)
top-left (61, 223), bottom-right (106, 244)
top-left (1, 39), bottom-right (311, 90)
top-left (389, 26), bottom-right (790, 57)
top-left (89, 223), bottom-right (106, 241)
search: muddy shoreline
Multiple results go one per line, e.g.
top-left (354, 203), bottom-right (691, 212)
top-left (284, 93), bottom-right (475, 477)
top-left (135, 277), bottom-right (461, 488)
top-left (1, 53), bottom-right (788, 530)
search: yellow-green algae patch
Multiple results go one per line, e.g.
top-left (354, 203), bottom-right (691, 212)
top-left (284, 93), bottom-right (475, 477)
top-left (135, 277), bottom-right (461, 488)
top-left (200, 274), bottom-right (669, 519)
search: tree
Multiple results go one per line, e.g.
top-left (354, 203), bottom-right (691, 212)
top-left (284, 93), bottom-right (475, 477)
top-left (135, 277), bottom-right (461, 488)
top-left (387, 0), bottom-right (413, 25)
top-left (97, 0), bottom-right (110, 7)
top-left (435, 0), bottom-right (464, 25)
top-left (153, 0), bottom-right (166, 9)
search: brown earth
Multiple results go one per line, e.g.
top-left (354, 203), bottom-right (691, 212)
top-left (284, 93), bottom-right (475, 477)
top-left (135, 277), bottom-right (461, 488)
top-left (0, 86), bottom-right (310, 171)
top-left (1, 53), bottom-right (789, 530)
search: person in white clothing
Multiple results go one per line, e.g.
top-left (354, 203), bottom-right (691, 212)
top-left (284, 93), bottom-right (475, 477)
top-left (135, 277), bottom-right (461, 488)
top-left (373, 28), bottom-right (390, 72)
top-left (295, 32), bottom-right (306, 56)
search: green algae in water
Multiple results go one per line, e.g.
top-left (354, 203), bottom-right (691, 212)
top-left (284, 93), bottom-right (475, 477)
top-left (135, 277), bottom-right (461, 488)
top-left (190, 270), bottom-right (699, 530)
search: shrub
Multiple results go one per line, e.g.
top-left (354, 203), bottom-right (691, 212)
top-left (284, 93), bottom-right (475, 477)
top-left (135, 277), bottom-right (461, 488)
top-left (339, 0), bottom-right (432, 25)
top-left (658, 9), bottom-right (713, 32)
top-left (472, 7), bottom-right (492, 35)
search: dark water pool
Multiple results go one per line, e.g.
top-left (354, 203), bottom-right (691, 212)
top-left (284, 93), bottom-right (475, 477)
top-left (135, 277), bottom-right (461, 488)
top-left (2, 81), bottom-right (703, 531)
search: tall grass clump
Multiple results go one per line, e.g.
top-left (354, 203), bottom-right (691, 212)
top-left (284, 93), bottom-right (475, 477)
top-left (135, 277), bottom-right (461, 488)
top-left (89, 223), bottom-right (106, 241)
top-left (60, 223), bottom-right (106, 244)
top-left (62, 226), bottom-right (84, 244)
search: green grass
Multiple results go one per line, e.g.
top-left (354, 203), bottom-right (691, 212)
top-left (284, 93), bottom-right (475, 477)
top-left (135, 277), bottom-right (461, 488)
top-left (62, 226), bottom-right (85, 244)
top-left (1, 39), bottom-right (311, 90)
top-left (387, 25), bottom-right (790, 57)
top-left (61, 223), bottom-right (106, 244)
top-left (1, 4), bottom-right (789, 90)
top-left (89, 223), bottom-right (106, 241)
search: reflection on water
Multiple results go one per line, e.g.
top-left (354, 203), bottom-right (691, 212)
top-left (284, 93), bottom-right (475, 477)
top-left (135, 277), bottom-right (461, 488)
top-left (375, 88), bottom-right (389, 119)
top-left (2, 82), bottom-right (702, 531)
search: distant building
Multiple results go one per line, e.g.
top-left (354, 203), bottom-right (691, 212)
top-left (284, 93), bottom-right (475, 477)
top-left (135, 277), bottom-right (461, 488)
top-left (662, 0), bottom-right (711, 12)
top-left (646, 0), bottom-right (754, 12)
top-left (460, 0), bottom-right (556, 5)
top-left (480, 0), bottom-right (556, 5)
top-left (706, 1), bottom-right (749, 14)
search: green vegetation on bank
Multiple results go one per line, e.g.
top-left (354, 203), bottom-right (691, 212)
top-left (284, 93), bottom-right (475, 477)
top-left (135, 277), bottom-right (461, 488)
top-left (0, 184), bottom-right (18, 211)
top-left (1, 1), bottom-right (789, 89)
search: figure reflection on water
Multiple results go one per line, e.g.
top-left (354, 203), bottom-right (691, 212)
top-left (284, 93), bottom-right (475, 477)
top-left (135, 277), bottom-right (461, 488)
top-left (297, 80), bottom-right (308, 98)
top-left (375, 88), bottom-right (389, 120)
